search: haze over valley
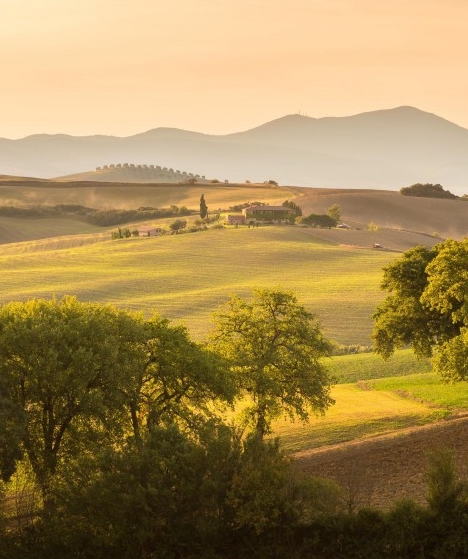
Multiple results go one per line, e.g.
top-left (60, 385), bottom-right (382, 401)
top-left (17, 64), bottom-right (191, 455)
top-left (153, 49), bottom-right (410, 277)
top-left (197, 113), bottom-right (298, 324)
top-left (3, 106), bottom-right (468, 195)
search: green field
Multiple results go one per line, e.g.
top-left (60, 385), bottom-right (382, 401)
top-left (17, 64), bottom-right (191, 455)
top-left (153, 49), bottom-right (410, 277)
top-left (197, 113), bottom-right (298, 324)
top-left (328, 349), bottom-right (431, 384)
top-left (271, 355), bottom-right (468, 453)
top-left (367, 373), bottom-right (468, 410)
top-left (0, 225), bottom-right (395, 344)
top-left (272, 382), bottom-right (444, 453)
top-left (1, 182), bottom-right (460, 456)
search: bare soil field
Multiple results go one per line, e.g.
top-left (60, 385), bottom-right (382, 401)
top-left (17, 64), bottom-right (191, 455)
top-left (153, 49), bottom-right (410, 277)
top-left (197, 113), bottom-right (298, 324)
top-left (293, 415), bottom-right (468, 510)
top-left (290, 186), bottom-right (468, 241)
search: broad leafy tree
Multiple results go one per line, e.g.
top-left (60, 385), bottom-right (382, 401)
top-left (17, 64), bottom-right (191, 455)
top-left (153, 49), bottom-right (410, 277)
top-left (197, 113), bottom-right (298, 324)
top-left (0, 298), bottom-right (235, 504)
top-left (0, 297), bottom-right (145, 500)
top-left (302, 213), bottom-right (337, 228)
top-left (169, 218), bottom-right (187, 233)
top-left (124, 315), bottom-right (236, 449)
top-left (209, 288), bottom-right (333, 439)
top-left (373, 240), bottom-right (468, 382)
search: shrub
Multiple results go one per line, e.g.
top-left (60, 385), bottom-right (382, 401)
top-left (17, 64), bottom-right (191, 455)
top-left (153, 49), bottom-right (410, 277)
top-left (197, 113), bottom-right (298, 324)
top-left (301, 214), bottom-right (337, 228)
top-left (367, 221), bottom-right (380, 231)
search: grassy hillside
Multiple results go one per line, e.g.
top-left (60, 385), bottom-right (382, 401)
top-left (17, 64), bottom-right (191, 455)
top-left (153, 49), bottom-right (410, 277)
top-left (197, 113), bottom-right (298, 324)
top-left (0, 216), bottom-right (103, 244)
top-left (328, 349), bottom-right (431, 384)
top-left (1, 177), bottom-right (466, 509)
top-left (272, 351), bottom-right (439, 453)
top-left (0, 225), bottom-right (397, 344)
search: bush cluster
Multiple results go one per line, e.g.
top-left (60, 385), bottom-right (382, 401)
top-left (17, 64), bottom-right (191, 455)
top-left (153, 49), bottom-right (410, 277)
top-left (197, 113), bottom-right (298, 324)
top-left (2, 448), bottom-right (468, 558)
top-left (400, 183), bottom-right (458, 199)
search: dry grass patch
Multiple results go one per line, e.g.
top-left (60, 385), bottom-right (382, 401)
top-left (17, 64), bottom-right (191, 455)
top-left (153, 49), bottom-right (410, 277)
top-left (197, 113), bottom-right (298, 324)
top-left (272, 383), bottom-right (442, 453)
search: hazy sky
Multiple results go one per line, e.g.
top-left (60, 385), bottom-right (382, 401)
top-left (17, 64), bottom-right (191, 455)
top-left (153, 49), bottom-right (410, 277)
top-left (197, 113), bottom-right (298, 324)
top-left (1, 0), bottom-right (468, 138)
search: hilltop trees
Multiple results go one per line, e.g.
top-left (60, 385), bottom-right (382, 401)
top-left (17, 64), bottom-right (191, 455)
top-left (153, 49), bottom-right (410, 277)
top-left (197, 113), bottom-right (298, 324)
top-left (400, 183), bottom-right (457, 199)
top-left (209, 288), bottom-right (333, 439)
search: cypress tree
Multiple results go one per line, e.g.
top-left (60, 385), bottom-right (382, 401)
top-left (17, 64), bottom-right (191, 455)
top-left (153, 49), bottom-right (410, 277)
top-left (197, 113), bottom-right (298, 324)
top-left (200, 194), bottom-right (208, 219)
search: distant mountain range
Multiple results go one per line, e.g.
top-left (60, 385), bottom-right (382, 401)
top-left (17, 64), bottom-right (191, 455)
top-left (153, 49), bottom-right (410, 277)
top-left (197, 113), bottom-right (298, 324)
top-left (2, 106), bottom-right (468, 194)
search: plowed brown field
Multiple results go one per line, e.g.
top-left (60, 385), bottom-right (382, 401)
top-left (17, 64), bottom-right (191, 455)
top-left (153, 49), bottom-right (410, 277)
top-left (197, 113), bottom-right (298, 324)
top-left (293, 415), bottom-right (468, 510)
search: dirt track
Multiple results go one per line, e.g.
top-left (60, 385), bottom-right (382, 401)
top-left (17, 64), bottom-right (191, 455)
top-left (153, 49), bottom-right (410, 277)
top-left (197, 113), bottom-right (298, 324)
top-left (292, 415), bottom-right (468, 510)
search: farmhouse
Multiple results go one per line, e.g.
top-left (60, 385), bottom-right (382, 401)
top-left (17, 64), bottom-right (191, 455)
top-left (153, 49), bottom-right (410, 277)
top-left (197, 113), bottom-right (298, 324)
top-left (225, 214), bottom-right (246, 225)
top-left (242, 205), bottom-right (295, 221)
top-left (137, 226), bottom-right (162, 237)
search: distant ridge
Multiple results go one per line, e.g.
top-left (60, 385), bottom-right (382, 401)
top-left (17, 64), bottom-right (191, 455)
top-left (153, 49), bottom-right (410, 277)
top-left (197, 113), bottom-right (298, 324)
top-left (1, 107), bottom-right (468, 194)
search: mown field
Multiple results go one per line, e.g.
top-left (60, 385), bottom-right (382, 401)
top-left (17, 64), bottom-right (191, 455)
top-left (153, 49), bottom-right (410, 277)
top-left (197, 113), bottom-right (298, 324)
top-left (0, 225), bottom-right (396, 344)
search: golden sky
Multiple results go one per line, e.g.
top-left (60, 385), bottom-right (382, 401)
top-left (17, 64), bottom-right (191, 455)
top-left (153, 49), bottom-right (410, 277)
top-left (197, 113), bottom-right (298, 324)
top-left (1, 0), bottom-right (468, 137)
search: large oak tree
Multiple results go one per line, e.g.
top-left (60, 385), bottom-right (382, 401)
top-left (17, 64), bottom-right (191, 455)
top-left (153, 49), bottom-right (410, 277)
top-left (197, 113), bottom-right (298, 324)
top-left (209, 288), bottom-right (333, 439)
top-left (0, 297), bottom-right (234, 502)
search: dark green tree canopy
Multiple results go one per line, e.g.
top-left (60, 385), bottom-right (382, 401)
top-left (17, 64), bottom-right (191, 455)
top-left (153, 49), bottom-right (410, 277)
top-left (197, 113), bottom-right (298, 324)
top-left (0, 297), bottom-right (145, 496)
top-left (373, 240), bottom-right (468, 382)
top-left (169, 218), bottom-right (187, 233)
top-left (0, 297), bottom-right (234, 500)
top-left (302, 213), bottom-right (337, 228)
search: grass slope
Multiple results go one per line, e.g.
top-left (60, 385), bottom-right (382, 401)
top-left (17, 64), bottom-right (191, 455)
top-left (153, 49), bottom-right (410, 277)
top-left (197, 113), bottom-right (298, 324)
top-left (328, 349), bottom-right (431, 384)
top-left (0, 226), bottom-right (395, 344)
top-left (274, 351), bottom-right (436, 453)
top-left (0, 216), bottom-right (102, 244)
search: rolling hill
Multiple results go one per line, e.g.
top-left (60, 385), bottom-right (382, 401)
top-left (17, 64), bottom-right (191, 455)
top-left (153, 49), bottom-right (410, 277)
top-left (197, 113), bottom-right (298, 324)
top-left (0, 178), bottom-right (467, 508)
top-left (0, 179), bottom-right (465, 246)
top-left (0, 180), bottom-right (461, 345)
top-left (1, 107), bottom-right (468, 193)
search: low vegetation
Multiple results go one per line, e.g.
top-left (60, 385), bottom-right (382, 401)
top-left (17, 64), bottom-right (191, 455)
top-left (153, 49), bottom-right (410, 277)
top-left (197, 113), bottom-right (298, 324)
top-left (300, 213), bottom-right (337, 228)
